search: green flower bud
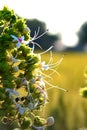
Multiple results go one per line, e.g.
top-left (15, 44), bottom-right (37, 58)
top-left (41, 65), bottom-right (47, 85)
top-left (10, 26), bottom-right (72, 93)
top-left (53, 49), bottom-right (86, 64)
top-left (21, 117), bottom-right (31, 129)
top-left (9, 110), bottom-right (16, 116)
top-left (0, 92), bottom-right (6, 100)
top-left (12, 66), bottom-right (19, 72)
top-left (34, 116), bottom-right (46, 126)
top-left (0, 110), bottom-right (6, 117)
top-left (2, 117), bottom-right (8, 124)
top-left (24, 33), bottom-right (30, 40)
top-left (0, 61), bottom-right (10, 72)
top-left (10, 15), bottom-right (17, 24)
top-left (19, 62), bottom-right (27, 70)
top-left (39, 96), bottom-right (44, 103)
top-left (79, 87), bottom-right (87, 98)
top-left (14, 19), bottom-right (26, 32)
top-left (11, 48), bottom-right (18, 57)
top-left (18, 44), bottom-right (25, 51)
top-left (31, 55), bottom-right (39, 64)
top-left (0, 20), bottom-right (4, 26)
top-left (15, 78), bottom-right (21, 86)
top-left (84, 66), bottom-right (87, 78)
top-left (23, 27), bottom-right (30, 34)
top-left (28, 102), bottom-right (34, 110)
top-left (18, 44), bottom-right (31, 56)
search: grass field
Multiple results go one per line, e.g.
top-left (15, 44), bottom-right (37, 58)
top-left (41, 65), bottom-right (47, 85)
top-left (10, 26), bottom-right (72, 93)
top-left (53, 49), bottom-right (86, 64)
top-left (39, 52), bottom-right (87, 130)
top-left (16, 52), bottom-right (87, 130)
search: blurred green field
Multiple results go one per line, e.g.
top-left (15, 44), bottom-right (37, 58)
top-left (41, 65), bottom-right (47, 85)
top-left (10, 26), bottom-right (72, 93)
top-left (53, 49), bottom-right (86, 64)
top-left (39, 52), bottom-right (87, 130)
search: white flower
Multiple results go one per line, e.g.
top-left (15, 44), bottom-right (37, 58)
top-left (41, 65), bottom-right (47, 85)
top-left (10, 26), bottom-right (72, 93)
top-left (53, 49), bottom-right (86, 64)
top-left (9, 56), bottom-right (19, 63)
top-left (13, 66), bottom-right (19, 72)
top-left (15, 104), bottom-right (26, 115)
top-left (11, 34), bottom-right (26, 48)
top-left (28, 101), bottom-right (39, 110)
top-left (30, 78), bottom-right (36, 84)
top-left (39, 61), bottom-right (49, 70)
top-left (21, 77), bottom-right (28, 85)
top-left (5, 88), bottom-right (19, 97)
top-left (32, 125), bottom-right (45, 130)
top-left (46, 116), bottom-right (54, 126)
top-left (12, 57), bottom-right (19, 63)
top-left (35, 81), bottom-right (45, 90)
top-left (28, 102), bottom-right (35, 110)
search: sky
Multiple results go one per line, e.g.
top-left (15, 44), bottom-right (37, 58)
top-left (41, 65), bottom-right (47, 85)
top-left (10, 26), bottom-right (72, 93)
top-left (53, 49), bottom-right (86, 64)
top-left (0, 0), bottom-right (87, 47)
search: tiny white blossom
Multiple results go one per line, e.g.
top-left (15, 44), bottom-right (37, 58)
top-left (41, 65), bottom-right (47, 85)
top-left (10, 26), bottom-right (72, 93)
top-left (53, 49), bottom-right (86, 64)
top-left (11, 57), bottom-right (19, 63)
top-left (30, 78), bottom-right (36, 84)
top-left (35, 79), bottom-right (45, 90)
top-left (11, 35), bottom-right (25, 48)
top-left (28, 102), bottom-right (35, 110)
top-left (21, 77), bottom-right (28, 85)
top-left (40, 61), bottom-right (49, 70)
top-left (9, 56), bottom-right (19, 63)
top-left (13, 66), bottom-right (19, 72)
top-left (46, 116), bottom-right (54, 126)
top-left (15, 104), bottom-right (26, 115)
top-left (5, 88), bottom-right (19, 97)
top-left (32, 125), bottom-right (45, 130)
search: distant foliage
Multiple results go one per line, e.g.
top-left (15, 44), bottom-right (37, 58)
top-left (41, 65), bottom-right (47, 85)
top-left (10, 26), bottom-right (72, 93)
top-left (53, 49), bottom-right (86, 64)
top-left (76, 22), bottom-right (87, 51)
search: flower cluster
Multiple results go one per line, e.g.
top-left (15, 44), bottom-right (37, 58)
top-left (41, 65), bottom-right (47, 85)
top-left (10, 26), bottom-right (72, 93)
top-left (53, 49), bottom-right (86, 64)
top-left (0, 6), bottom-right (66, 130)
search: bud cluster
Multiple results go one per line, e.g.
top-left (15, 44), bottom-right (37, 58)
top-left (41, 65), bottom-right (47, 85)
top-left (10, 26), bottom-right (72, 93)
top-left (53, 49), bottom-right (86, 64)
top-left (0, 6), bottom-right (56, 130)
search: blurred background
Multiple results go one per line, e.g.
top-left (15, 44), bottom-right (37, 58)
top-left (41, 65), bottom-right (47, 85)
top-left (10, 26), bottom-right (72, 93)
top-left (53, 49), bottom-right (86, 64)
top-left (1, 0), bottom-right (87, 129)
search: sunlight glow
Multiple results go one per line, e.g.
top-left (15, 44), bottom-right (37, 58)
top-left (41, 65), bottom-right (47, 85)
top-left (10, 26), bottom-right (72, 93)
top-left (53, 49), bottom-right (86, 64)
top-left (0, 0), bottom-right (87, 47)
top-left (61, 32), bottom-right (78, 47)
